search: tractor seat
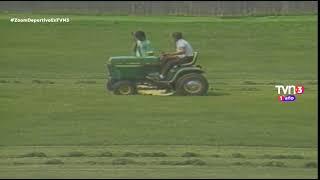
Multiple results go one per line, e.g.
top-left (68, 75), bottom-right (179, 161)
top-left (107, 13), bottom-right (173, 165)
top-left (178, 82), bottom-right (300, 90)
top-left (179, 52), bottom-right (199, 67)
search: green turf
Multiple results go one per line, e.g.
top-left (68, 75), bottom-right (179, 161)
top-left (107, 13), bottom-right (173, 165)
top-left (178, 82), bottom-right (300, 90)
top-left (0, 13), bottom-right (317, 178)
top-left (0, 145), bottom-right (317, 178)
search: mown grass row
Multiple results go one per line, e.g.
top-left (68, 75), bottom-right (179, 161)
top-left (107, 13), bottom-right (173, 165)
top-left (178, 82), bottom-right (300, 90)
top-left (6, 151), bottom-right (312, 160)
top-left (8, 157), bottom-right (317, 169)
top-left (4, 150), bottom-right (315, 168)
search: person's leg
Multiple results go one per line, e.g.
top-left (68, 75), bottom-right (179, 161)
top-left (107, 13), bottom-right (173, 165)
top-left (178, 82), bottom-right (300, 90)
top-left (160, 56), bottom-right (193, 75)
top-left (160, 57), bottom-right (181, 77)
top-left (180, 56), bottom-right (193, 64)
top-left (159, 55), bottom-right (169, 67)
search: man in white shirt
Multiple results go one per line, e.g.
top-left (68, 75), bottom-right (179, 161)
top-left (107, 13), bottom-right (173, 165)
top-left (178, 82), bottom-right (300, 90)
top-left (149, 32), bottom-right (194, 80)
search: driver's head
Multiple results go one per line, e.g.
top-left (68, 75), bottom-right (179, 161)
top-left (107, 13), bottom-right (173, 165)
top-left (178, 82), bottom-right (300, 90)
top-left (134, 31), bottom-right (146, 41)
top-left (172, 32), bottom-right (183, 41)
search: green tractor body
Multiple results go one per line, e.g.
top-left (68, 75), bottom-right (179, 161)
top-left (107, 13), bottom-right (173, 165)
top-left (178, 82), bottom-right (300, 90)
top-left (107, 56), bottom-right (160, 81)
top-left (106, 52), bottom-right (209, 96)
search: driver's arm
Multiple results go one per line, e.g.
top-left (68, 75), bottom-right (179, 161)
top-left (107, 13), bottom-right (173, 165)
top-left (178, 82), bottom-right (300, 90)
top-left (163, 47), bottom-right (185, 56)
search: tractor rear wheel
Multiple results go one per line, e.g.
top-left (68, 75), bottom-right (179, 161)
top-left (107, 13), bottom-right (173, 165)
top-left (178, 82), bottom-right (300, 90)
top-left (112, 80), bottom-right (137, 95)
top-left (175, 73), bottom-right (208, 96)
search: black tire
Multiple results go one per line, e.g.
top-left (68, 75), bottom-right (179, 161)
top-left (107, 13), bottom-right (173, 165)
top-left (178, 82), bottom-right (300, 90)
top-left (175, 73), bottom-right (208, 96)
top-left (112, 80), bottom-right (137, 95)
top-left (106, 80), bottom-right (114, 91)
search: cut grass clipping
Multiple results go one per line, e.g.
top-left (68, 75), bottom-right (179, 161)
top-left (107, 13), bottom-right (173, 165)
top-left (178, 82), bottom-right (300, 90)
top-left (32, 80), bottom-right (55, 84)
top-left (19, 152), bottom-right (47, 158)
top-left (242, 80), bottom-right (259, 85)
top-left (262, 154), bottom-right (304, 159)
top-left (233, 161), bottom-right (255, 166)
top-left (159, 159), bottom-right (206, 166)
top-left (233, 161), bottom-right (286, 167)
top-left (0, 80), bottom-right (10, 83)
top-left (231, 153), bottom-right (246, 158)
top-left (262, 161), bottom-right (286, 167)
top-left (86, 161), bottom-right (109, 165)
top-left (44, 159), bottom-right (64, 165)
top-left (122, 152), bottom-right (167, 157)
top-left (139, 152), bottom-right (167, 157)
top-left (211, 154), bottom-right (221, 158)
top-left (181, 152), bottom-right (200, 157)
top-left (97, 151), bottom-right (113, 157)
top-left (61, 151), bottom-right (86, 157)
top-left (112, 158), bottom-right (146, 165)
top-left (13, 162), bottom-right (27, 165)
top-left (304, 162), bottom-right (317, 168)
top-left (0, 80), bottom-right (21, 83)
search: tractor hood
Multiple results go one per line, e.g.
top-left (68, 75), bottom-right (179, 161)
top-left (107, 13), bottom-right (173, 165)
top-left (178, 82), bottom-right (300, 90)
top-left (108, 56), bottom-right (160, 65)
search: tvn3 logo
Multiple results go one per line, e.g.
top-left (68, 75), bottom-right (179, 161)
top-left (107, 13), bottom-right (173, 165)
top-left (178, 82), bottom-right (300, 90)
top-left (275, 85), bottom-right (304, 102)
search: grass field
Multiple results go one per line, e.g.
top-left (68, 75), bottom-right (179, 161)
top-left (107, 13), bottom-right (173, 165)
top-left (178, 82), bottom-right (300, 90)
top-left (0, 13), bottom-right (318, 178)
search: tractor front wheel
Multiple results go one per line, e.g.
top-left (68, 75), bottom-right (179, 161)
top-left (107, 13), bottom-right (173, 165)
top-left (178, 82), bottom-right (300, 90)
top-left (112, 80), bottom-right (137, 95)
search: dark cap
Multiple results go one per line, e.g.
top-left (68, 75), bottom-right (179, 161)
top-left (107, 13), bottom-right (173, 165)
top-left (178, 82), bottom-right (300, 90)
top-left (172, 32), bottom-right (183, 40)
